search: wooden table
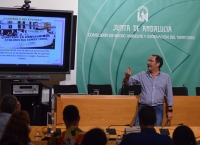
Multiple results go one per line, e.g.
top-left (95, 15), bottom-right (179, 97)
top-left (30, 126), bottom-right (200, 145)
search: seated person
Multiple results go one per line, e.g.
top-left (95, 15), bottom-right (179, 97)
top-left (172, 125), bottom-right (197, 145)
top-left (0, 110), bottom-right (33, 145)
top-left (0, 94), bottom-right (21, 133)
top-left (0, 134), bottom-right (23, 145)
top-left (1, 140), bottom-right (23, 145)
top-left (48, 105), bottom-right (84, 145)
top-left (81, 128), bottom-right (107, 145)
top-left (119, 106), bottom-right (172, 145)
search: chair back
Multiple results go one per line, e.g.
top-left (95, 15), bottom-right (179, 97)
top-left (87, 84), bottom-right (112, 95)
top-left (172, 87), bottom-right (188, 96)
top-left (53, 85), bottom-right (78, 94)
top-left (196, 87), bottom-right (200, 96)
top-left (121, 85), bottom-right (141, 95)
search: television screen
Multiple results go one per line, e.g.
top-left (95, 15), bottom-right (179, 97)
top-left (0, 7), bottom-right (73, 74)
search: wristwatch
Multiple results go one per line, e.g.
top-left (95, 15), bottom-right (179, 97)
top-left (168, 109), bottom-right (173, 112)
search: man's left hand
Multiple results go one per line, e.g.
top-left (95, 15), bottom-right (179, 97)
top-left (167, 112), bottom-right (173, 120)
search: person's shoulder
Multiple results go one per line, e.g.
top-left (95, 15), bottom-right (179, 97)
top-left (76, 128), bottom-right (84, 133)
top-left (160, 71), bottom-right (170, 77)
top-left (121, 132), bottom-right (147, 143)
top-left (0, 113), bottom-right (11, 122)
top-left (65, 128), bottom-right (85, 136)
top-left (141, 71), bottom-right (147, 74)
top-left (120, 133), bottom-right (137, 144)
top-left (124, 132), bottom-right (142, 138)
top-left (135, 71), bottom-right (146, 75)
top-left (158, 133), bottom-right (171, 138)
top-left (52, 130), bottom-right (65, 139)
top-left (157, 134), bottom-right (172, 142)
top-left (0, 113), bottom-right (11, 117)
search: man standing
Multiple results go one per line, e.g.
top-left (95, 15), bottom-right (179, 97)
top-left (0, 94), bottom-right (21, 133)
top-left (123, 54), bottom-right (173, 126)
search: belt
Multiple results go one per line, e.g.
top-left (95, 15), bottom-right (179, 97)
top-left (138, 102), bottom-right (163, 106)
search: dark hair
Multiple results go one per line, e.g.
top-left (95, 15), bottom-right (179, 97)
top-left (138, 106), bottom-right (156, 126)
top-left (152, 54), bottom-right (163, 69)
top-left (81, 128), bottom-right (107, 145)
top-left (172, 125), bottom-right (197, 145)
top-left (63, 105), bottom-right (80, 128)
top-left (0, 94), bottom-right (18, 114)
top-left (1, 110), bottom-right (31, 145)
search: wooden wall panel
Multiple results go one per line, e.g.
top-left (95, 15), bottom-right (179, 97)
top-left (55, 95), bottom-right (139, 126)
top-left (55, 95), bottom-right (200, 127)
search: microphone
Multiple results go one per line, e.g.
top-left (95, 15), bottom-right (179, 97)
top-left (106, 124), bottom-right (130, 135)
top-left (183, 84), bottom-right (188, 96)
top-left (160, 122), bottom-right (183, 135)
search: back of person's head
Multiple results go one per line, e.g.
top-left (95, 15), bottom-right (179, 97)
top-left (138, 106), bottom-right (156, 127)
top-left (81, 128), bottom-right (107, 145)
top-left (172, 125), bottom-right (197, 145)
top-left (63, 105), bottom-right (80, 128)
top-left (1, 110), bottom-right (31, 145)
top-left (0, 94), bottom-right (18, 114)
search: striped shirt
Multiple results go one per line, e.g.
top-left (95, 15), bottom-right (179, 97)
top-left (128, 71), bottom-right (174, 106)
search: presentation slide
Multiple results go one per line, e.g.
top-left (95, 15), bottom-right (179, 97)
top-left (0, 15), bottom-right (66, 66)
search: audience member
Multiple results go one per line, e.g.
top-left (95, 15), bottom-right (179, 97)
top-left (48, 105), bottom-right (84, 145)
top-left (172, 125), bottom-right (197, 145)
top-left (119, 106), bottom-right (171, 145)
top-left (81, 128), bottom-right (107, 145)
top-left (0, 134), bottom-right (23, 145)
top-left (0, 94), bottom-right (21, 133)
top-left (1, 140), bottom-right (23, 145)
top-left (0, 110), bottom-right (33, 145)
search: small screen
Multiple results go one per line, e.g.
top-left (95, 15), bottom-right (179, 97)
top-left (0, 15), bottom-right (65, 66)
